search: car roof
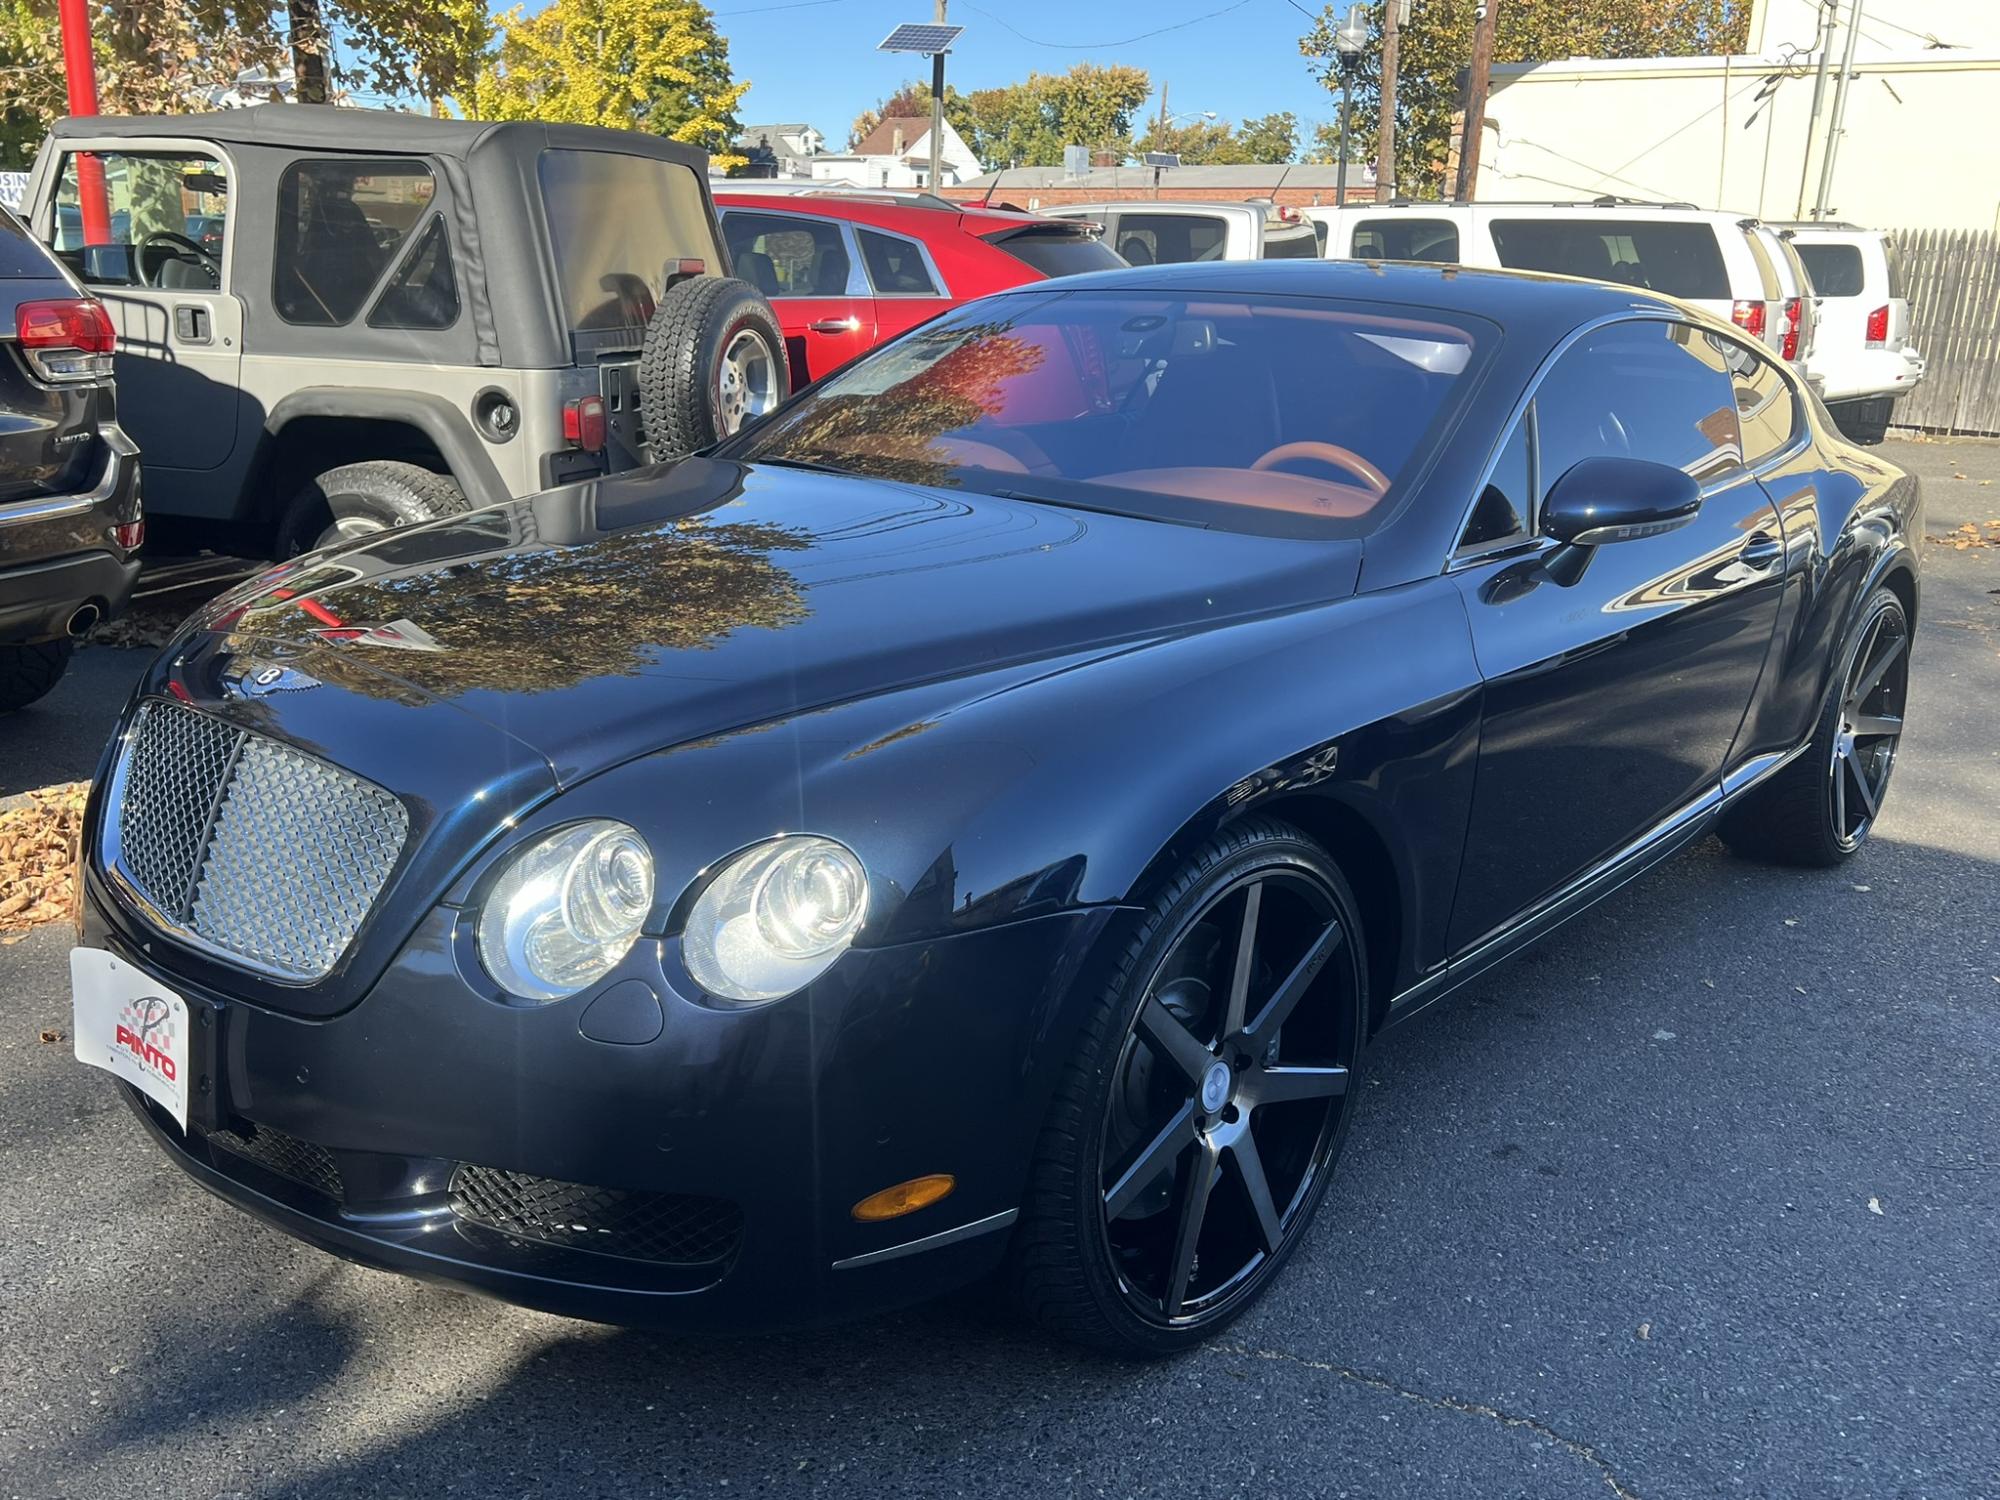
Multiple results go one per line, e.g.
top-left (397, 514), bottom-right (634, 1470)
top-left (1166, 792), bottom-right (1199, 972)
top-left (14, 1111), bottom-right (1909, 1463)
top-left (47, 104), bottom-right (708, 172)
top-left (1045, 200), bottom-right (1265, 218)
top-left (1020, 257), bottom-right (1699, 330)
top-left (712, 190), bottom-right (1048, 236)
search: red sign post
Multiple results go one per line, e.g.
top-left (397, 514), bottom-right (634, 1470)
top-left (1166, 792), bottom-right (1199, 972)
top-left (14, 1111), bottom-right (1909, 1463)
top-left (58, 0), bottom-right (111, 245)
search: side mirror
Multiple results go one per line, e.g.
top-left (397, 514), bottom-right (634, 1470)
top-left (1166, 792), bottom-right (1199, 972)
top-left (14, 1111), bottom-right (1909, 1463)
top-left (1541, 457), bottom-right (1702, 546)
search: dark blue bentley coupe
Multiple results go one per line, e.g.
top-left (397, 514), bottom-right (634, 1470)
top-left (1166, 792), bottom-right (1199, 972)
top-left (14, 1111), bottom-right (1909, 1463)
top-left (71, 261), bottom-right (1918, 1355)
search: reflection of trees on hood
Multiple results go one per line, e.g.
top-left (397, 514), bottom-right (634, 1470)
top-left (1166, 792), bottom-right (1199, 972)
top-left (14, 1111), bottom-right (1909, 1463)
top-left (763, 323), bottom-right (1048, 487)
top-left (234, 518), bottom-right (812, 699)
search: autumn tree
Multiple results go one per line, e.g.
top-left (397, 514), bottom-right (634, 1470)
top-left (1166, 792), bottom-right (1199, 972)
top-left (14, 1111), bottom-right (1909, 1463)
top-left (463, 0), bottom-right (747, 161)
top-left (1299, 0), bottom-right (1751, 195)
top-left (848, 81), bottom-right (973, 151)
top-left (1135, 110), bottom-right (1298, 165)
top-left (958, 63), bottom-right (1152, 168)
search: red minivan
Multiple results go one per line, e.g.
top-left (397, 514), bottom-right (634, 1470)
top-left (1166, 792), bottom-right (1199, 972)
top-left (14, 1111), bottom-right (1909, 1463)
top-left (713, 191), bottom-right (1122, 386)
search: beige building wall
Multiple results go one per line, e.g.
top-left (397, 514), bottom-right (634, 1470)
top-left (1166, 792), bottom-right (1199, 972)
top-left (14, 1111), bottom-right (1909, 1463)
top-left (1479, 0), bottom-right (2000, 231)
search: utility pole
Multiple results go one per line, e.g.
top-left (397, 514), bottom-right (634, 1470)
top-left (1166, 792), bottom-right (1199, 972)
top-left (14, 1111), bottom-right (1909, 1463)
top-left (1793, 0), bottom-right (1836, 218)
top-left (1454, 0), bottom-right (1498, 202)
top-left (929, 0), bottom-right (947, 191)
top-left (1374, 0), bottom-right (1401, 203)
top-left (1812, 0), bottom-right (1864, 219)
top-left (1156, 80), bottom-right (1169, 148)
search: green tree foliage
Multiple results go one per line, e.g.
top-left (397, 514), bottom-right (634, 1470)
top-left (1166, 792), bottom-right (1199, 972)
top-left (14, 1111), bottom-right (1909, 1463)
top-left (462, 0), bottom-right (747, 160)
top-left (1136, 110), bottom-right (1299, 165)
top-left (856, 64), bottom-right (1153, 169)
top-left (1299, 0), bottom-right (1751, 195)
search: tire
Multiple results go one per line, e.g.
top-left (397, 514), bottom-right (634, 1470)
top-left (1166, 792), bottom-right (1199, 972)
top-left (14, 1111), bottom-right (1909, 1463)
top-left (1720, 585), bottom-right (1910, 867)
top-left (0, 640), bottom-right (74, 713)
top-left (1831, 398), bottom-right (1891, 446)
top-left (277, 460), bottom-right (469, 557)
top-left (1010, 818), bottom-right (1368, 1357)
top-left (638, 276), bottom-right (788, 459)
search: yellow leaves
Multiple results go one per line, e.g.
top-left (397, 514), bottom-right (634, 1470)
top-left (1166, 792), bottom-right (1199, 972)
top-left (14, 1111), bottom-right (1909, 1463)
top-left (0, 782), bottom-right (87, 942)
top-left (1930, 520), bottom-right (2000, 550)
top-left (459, 0), bottom-right (743, 154)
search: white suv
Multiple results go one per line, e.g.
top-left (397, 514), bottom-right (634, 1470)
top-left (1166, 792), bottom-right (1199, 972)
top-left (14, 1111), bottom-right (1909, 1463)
top-left (1039, 201), bottom-right (1320, 264)
top-left (1311, 201), bottom-right (1815, 376)
top-left (1779, 223), bottom-right (1925, 444)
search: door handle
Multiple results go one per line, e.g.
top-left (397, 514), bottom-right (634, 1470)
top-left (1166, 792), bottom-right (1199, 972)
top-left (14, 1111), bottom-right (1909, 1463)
top-left (806, 318), bottom-right (858, 334)
top-left (1738, 531), bottom-right (1783, 571)
top-left (173, 305), bottom-right (211, 344)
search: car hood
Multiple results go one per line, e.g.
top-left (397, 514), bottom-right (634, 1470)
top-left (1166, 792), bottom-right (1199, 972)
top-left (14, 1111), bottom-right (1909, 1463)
top-left (190, 458), bottom-right (1361, 785)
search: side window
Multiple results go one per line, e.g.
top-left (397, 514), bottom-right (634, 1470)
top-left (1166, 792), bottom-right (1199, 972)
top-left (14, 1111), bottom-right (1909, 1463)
top-left (1534, 320), bottom-right (1743, 498)
top-left (1352, 218), bottom-right (1460, 263)
top-left (1113, 212), bottom-right (1228, 265)
top-left (857, 228), bottom-right (938, 295)
top-left (368, 216), bottom-right (459, 330)
top-left (1459, 405), bottom-right (1534, 551)
top-left (1795, 242), bottom-right (1863, 297)
top-left (274, 159), bottom-right (435, 326)
top-left (1489, 220), bottom-right (1729, 301)
top-left (722, 211), bottom-right (852, 298)
top-left (1713, 333), bottom-right (1799, 465)
top-left (48, 150), bottom-right (228, 289)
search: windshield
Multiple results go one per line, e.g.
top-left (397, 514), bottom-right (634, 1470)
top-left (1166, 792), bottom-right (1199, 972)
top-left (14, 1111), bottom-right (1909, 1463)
top-left (722, 289), bottom-right (1490, 536)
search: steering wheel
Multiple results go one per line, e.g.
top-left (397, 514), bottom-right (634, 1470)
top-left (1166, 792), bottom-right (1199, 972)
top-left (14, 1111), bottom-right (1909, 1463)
top-left (1249, 440), bottom-right (1392, 496)
top-left (136, 231), bottom-right (220, 289)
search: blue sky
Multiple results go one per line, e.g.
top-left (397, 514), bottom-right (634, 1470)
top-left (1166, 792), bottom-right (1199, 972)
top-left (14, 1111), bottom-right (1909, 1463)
top-left (711, 0), bottom-right (1347, 149)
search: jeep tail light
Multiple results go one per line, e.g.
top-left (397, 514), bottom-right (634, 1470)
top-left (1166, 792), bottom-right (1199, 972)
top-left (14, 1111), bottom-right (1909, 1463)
top-left (14, 297), bottom-right (116, 382)
top-left (1780, 297), bottom-right (1803, 361)
top-left (112, 518), bottom-right (144, 550)
top-left (1865, 304), bottom-right (1890, 347)
top-left (562, 395), bottom-right (607, 453)
top-left (1730, 300), bottom-right (1766, 338)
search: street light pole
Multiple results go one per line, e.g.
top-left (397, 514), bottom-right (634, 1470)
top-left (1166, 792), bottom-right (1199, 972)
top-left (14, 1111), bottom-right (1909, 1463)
top-left (1332, 6), bottom-right (1367, 209)
top-left (929, 0), bottom-right (947, 191)
top-left (56, 0), bottom-right (109, 244)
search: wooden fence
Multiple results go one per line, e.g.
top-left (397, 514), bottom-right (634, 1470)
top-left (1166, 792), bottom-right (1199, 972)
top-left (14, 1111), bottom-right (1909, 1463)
top-left (1887, 227), bottom-right (2000, 437)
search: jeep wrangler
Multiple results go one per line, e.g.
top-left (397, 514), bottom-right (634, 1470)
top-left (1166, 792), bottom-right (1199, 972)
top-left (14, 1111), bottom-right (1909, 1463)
top-left (22, 106), bottom-right (787, 555)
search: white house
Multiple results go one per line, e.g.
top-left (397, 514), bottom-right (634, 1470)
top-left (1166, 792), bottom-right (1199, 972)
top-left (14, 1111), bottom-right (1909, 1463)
top-left (1478, 0), bottom-right (2000, 230)
top-left (808, 115), bottom-right (981, 190)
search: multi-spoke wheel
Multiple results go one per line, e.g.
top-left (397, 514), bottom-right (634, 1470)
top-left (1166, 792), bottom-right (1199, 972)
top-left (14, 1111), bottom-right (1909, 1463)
top-left (1721, 584), bottom-right (1911, 867)
top-left (1012, 820), bottom-right (1366, 1356)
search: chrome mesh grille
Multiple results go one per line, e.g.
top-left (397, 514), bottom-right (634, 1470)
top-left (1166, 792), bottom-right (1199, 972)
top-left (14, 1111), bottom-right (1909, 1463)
top-left (110, 700), bottom-right (409, 980)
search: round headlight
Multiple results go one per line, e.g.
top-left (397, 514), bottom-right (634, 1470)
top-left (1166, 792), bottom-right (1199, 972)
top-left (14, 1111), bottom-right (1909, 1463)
top-left (477, 820), bottom-right (655, 1002)
top-left (681, 836), bottom-right (869, 1003)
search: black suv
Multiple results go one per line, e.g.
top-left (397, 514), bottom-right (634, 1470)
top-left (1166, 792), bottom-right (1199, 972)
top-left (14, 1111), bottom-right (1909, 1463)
top-left (22, 108), bottom-right (785, 555)
top-left (0, 205), bottom-right (142, 712)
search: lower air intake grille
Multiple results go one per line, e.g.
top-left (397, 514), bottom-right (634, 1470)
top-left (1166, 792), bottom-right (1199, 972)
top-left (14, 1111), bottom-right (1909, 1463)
top-left (450, 1166), bottom-right (744, 1267)
top-left (207, 1123), bottom-right (345, 1200)
top-left (110, 699), bottom-right (409, 980)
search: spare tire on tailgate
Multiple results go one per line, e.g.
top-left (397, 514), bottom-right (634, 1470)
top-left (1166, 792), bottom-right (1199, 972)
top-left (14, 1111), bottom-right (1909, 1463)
top-left (638, 276), bottom-right (789, 458)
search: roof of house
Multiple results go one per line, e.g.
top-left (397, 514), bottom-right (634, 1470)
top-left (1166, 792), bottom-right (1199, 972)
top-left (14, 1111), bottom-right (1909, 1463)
top-left (851, 115), bottom-right (942, 157)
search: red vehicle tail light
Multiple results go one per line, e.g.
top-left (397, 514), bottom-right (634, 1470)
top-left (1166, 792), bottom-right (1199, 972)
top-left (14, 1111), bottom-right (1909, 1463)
top-left (1780, 297), bottom-right (1803, 361)
top-left (14, 297), bottom-right (116, 382)
top-left (1730, 299), bottom-right (1766, 338)
top-left (1864, 304), bottom-right (1890, 347)
top-left (562, 395), bottom-right (607, 453)
top-left (111, 519), bottom-right (145, 550)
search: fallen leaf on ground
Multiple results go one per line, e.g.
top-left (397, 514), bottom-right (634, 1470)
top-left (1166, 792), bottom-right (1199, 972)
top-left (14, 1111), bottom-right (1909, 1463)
top-left (1637, 1322), bottom-right (1651, 1340)
top-left (1867, 1197), bottom-right (1884, 1216)
top-left (38, 1028), bottom-right (63, 1044)
top-left (0, 783), bottom-right (87, 937)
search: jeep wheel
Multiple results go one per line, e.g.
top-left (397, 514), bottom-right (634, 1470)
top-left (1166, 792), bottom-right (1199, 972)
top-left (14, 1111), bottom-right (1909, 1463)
top-left (638, 277), bottom-right (789, 459)
top-left (0, 640), bottom-right (73, 713)
top-left (278, 461), bottom-right (469, 556)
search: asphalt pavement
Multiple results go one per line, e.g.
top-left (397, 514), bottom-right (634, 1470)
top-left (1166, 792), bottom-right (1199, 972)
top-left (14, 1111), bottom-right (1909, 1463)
top-left (1, 438), bottom-right (1995, 1500)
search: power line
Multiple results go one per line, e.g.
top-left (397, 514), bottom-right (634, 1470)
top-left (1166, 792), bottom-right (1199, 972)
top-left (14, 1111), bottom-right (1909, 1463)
top-left (713, 0), bottom-right (853, 15)
top-left (957, 0), bottom-right (1256, 51)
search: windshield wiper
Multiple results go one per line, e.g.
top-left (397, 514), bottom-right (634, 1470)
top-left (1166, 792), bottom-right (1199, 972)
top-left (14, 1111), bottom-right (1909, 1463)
top-left (992, 487), bottom-right (1212, 530)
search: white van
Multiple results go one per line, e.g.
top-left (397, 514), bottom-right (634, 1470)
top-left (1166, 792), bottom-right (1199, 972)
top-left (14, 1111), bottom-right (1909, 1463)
top-left (1778, 223), bottom-right (1925, 443)
top-left (1039, 200), bottom-right (1320, 265)
top-left (1310, 201), bottom-right (1815, 376)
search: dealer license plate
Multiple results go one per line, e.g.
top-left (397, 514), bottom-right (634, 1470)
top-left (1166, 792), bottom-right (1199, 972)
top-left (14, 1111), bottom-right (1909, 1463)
top-left (71, 948), bottom-right (190, 1130)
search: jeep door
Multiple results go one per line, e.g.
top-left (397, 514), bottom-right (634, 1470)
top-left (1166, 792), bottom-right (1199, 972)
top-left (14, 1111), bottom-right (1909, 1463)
top-left (34, 140), bottom-right (243, 473)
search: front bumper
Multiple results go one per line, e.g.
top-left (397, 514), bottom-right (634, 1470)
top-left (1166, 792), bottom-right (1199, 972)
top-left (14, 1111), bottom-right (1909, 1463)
top-left (0, 427), bottom-right (142, 644)
top-left (81, 871), bottom-right (1130, 1330)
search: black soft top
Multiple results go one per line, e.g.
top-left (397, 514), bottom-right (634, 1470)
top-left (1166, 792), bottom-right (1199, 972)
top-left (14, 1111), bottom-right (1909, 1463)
top-left (47, 105), bottom-right (709, 174)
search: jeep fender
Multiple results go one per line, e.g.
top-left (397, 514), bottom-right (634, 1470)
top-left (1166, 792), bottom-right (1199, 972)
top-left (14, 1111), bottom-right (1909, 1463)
top-left (262, 389), bottom-right (510, 511)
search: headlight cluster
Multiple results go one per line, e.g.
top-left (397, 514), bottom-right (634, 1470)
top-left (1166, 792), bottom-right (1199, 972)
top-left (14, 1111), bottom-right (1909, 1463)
top-left (682, 836), bottom-right (869, 1002)
top-left (476, 826), bottom-right (867, 1005)
top-left (477, 820), bottom-right (655, 1001)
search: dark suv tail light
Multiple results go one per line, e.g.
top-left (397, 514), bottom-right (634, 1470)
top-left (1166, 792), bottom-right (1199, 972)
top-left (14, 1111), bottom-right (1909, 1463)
top-left (1780, 297), bottom-right (1803, 361)
top-left (1730, 299), bottom-right (1766, 338)
top-left (1864, 304), bottom-right (1890, 347)
top-left (14, 297), bottom-right (116, 382)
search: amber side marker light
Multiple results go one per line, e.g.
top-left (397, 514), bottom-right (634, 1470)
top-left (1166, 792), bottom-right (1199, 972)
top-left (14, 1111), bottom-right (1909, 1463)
top-left (852, 1174), bottom-right (955, 1222)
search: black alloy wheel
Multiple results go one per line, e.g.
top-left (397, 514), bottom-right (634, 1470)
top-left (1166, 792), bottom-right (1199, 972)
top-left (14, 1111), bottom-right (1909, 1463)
top-left (1720, 584), bottom-right (1911, 867)
top-left (1013, 821), bottom-right (1366, 1356)
top-left (1828, 598), bottom-right (1908, 850)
